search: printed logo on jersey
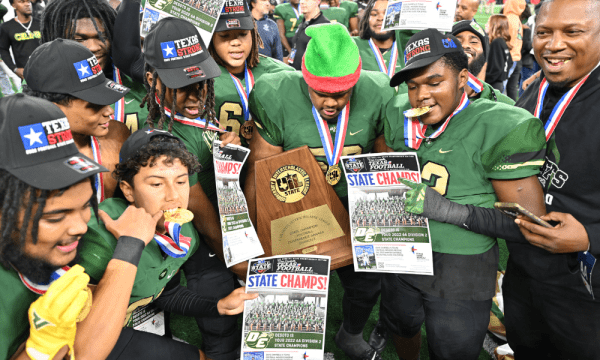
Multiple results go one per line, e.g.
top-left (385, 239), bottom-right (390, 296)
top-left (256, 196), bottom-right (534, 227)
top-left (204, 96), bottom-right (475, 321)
top-left (276, 259), bottom-right (314, 274)
top-left (161, 35), bottom-right (202, 62)
top-left (222, 0), bottom-right (247, 15)
top-left (404, 38), bottom-right (430, 63)
top-left (106, 80), bottom-right (128, 93)
top-left (251, 259), bottom-right (272, 274)
top-left (73, 57), bottom-right (103, 82)
top-left (344, 157), bottom-right (364, 173)
top-left (19, 118), bottom-right (74, 155)
top-left (65, 156), bottom-right (99, 174)
top-left (538, 157), bottom-right (569, 190)
top-left (270, 165), bottom-right (310, 203)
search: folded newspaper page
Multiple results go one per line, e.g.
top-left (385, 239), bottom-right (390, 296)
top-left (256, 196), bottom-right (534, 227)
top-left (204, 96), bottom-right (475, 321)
top-left (381, 0), bottom-right (457, 32)
top-left (213, 141), bottom-right (264, 267)
top-left (242, 255), bottom-right (331, 360)
top-left (340, 153), bottom-right (434, 275)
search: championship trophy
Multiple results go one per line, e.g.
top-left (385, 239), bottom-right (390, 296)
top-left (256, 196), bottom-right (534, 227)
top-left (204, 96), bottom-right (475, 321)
top-left (253, 146), bottom-right (352, 269)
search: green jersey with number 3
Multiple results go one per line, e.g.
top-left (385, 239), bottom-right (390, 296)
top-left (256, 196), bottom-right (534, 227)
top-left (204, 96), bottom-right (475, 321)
top-left (273, 3), bottom-right (304, 38)
top-left (250, 70), bottom-right (395, 198)
top-left (383, 95), bottom-right (546, 255)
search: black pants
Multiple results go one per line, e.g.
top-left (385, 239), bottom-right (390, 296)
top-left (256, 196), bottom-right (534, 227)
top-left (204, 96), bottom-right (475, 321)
top-left (506, 60), bottom-right (522, 101)
top-left (336, 264), bottom-right (382, 334)
top-left (183, 237), bottom-right (240, 360)
top-left (381, 274), bottom-right (491, 360)
top-left (107, 328), bottom-right (200, 360)
top-left (503, 264), bottom-right (600, 360)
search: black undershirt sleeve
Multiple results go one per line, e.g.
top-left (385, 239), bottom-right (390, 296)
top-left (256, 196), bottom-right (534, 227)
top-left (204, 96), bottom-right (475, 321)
top-left (463, 205), bottom-right (529, 244)
top-left (153, 271), bottom-right (221, 318)
top-left (112, 0), bottom-right (145, 83)
top-left (0, 23), bottom-right (15, 70)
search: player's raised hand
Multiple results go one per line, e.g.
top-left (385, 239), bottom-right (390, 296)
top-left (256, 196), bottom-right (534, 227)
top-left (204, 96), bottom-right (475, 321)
top-left (516, 212), bottom-right (590, 253)
top-left (217, 287), bottom-right (260, 315)
top-left (98, 206), bottom-right (163, 245)
top-left (26, 265), bottom-right (90, 360)
top-left (219, 131), bottom-right (242, 147)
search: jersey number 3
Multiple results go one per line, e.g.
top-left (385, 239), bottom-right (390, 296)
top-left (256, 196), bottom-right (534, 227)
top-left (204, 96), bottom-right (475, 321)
top-left (422, 161), bottom-right (450, 196)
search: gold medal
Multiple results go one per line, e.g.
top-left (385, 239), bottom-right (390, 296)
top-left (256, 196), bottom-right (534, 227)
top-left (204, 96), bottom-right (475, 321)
top-left (240, 120), bottom-right (254, 140)
top-left (326, 165), bottom-right (342, 186)
top-left (164, 208), bottom-right (194, 224)
top-left (403, 106), bottom-right (431, 118)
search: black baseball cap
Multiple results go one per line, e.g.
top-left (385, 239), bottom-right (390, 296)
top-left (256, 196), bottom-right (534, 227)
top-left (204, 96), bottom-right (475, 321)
top-left (119, 127), bottom-right (186, 163)
top-left (452, 20), bottom-right (488, 59)
top-left (24, 39), bottom-right (130, 106)
top-left (144, 17), bottom-right (221, 89)
top-left (214, 0), bottom-right (255, 32)
top-left (390, 29), bottom-right (464, 87)
top-left (0, 94), bottom-right (107, 190)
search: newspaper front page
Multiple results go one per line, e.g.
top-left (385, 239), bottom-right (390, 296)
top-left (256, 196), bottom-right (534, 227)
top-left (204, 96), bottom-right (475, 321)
top-left (242, 255), bottom-right (331, 360)
top-left (340, 153), bottom-right (434, 275)
top-left (381, 0), bottom-right (457, 32)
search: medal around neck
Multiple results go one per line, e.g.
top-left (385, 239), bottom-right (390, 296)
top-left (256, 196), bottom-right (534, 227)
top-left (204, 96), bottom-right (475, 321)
top-left (403, 106), bottom-right (431, 118)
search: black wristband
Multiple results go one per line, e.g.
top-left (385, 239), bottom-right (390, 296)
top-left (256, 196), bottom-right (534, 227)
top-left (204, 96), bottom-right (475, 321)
top-left (112, 236), bottom-right (145, 266)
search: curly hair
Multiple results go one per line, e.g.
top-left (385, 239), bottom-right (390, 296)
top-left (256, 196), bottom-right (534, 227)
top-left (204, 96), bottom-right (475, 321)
top-left (0, 171), bottom-right (97, 267)
top-left (113, 136), bottom-right (202, 190)
top-left (208, 20), bottom-right (264, 70)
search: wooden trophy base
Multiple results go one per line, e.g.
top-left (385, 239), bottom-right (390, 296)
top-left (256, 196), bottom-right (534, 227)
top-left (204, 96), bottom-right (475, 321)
top-left (254, 146), bottom-right (352, 269)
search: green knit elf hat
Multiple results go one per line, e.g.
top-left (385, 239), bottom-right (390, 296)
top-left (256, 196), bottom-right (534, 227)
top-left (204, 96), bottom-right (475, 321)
top-left (301, 23), bottom-right (362, 93)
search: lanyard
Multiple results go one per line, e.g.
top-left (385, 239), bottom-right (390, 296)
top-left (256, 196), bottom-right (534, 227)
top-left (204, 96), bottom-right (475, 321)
top-left (156, 95), bottom-right (224, 132)
top-left (112, 65), bottom-right (126, 122)
top-left (467, 72), bottom-right (483, 93)
top-left (153, 221), bottom-right (192, 258)
top-left (368, 39), bottom-right (398, 78)
top-left (312, 102), bottom-right (350, 166)
top-left (19, 266), bottom-right (70, 295)
top-left (91, 136), bottom-right (104, 203)
top-left (229, 63), bottom-right (255, 121)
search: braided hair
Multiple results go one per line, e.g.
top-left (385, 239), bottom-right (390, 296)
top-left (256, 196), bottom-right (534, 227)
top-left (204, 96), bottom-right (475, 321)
top-left (208, 19), bottom-right (264, 70)
top-left (140, 63), bottom-right (217, 132)
top-left (41, 0), bottom-right (116, 45)
top-left (0, 170), bottom-right (97, 268)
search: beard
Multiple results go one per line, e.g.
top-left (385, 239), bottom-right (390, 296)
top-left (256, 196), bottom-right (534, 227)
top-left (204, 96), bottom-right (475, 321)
top-left (366, 26), bottom-right (394, 43)
top-left (4, 243), bottom-right (80, 284)
top-left (548, 78), bottom-right (573, 92)
top-left (468, 52), bottom-right (487, 77)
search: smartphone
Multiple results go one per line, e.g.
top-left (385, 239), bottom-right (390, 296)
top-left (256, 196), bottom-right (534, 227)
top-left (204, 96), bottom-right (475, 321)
top-left (494, 202), bottom-right (553, 228)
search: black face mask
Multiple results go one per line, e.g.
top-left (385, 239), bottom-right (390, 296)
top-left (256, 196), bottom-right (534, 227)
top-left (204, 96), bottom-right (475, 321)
top-left (366, 25), bottom-right (394, 43)
top-left (5, 242), bottom-right (80, 284)
top-left (468, 51), bottom-right (486, 77)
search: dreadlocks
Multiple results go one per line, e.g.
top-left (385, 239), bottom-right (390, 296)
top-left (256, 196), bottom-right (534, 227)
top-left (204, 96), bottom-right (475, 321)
top-left (41, 0), bottom-right (116, 45)
top-left (140, 63), bottom-right (217, 132)
top-left (0, 170), bottom-right (97, 268)
top-left (208, 20), bottom-right (264, 70)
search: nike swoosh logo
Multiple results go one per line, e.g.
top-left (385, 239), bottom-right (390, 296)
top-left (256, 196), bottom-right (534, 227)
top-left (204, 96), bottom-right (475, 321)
top-left (125, 99), bottom-right (134, 104)
top-left (439, 149), bottom-right (452, 154)
top-left (350, 129), bottom-right (363, 136)
top-left (208, 253), bottom-right (216, 257)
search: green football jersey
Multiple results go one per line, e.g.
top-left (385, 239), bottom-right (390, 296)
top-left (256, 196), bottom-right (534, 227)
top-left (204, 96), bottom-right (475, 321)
top-left (78, 198), bottom-right (200, 327)
top-left (273, 3), bottom-right (304, 38)
top-left (214, 55), bottom-right (294, 144)
top-left (250, 70), bottom-right (395, 198)
top-left (321, 7), bottom-right (349, 28)
top-left (0, 265), bottom-right (41, 359)
top-left (339, 1), bottom-right (358, 18)
top-left (478, 80), bottom-right (514, 105)
top-left (111, 71), bottom-right (150, 133)
top-left (383, 95), bottom-right (546, 255)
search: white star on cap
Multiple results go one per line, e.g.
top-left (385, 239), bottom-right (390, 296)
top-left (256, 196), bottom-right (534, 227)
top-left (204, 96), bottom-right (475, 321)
top-left (163, 44), bottom-right (174, 57)
top-left (77, 63), bottom-right (90, 77)
top-left (24, 127), bottom-right (43, 146)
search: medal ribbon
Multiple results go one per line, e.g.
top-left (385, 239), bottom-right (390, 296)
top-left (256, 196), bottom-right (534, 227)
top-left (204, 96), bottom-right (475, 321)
top-left (112, 65), bottom-right (126, 122)
top-left (153, 221), bottom-right (192, 258)
top-left (155, 95), bottom-right (224, 132)
top-left (467, 72), bottom-right (483, 94)
top-left (312, 102), bottom-right (350, 166)
top-left (19, 266), bottom-right (70, 295)
top-left (534, 62), bottom-right (600, 141)
top-left (368, 39), bottom-right (398, 78)
top-left (292, 4), bottom-right (300, 18)
top-left (404, 92), bottom-right (469, 150)
top-left (229, 63), bottom-right (255, 121)
top-left (91, 136), bottom-right (104, 203)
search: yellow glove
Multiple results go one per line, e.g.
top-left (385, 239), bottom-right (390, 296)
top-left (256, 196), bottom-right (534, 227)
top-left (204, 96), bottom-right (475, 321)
top-left (26, 265), bottom-right (90, 360)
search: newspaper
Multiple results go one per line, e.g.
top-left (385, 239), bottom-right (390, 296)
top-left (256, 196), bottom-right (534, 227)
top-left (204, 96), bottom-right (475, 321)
top-left (213, 141), bottom-right (264, 267)
top-left (340, 153), bottom-right (434, 275)
top-left (242, 255), bottom-right (331, 360)
top-left (141, 0), bottom-right (225, 45)
top-left (381, 0), bottom-right (457, 32)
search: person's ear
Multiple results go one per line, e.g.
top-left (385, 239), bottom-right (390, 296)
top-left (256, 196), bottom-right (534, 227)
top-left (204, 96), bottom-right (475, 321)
top-left (457, 68), bottom-right (469, 90)
top-left (120, 181), bottom-right (135, 203)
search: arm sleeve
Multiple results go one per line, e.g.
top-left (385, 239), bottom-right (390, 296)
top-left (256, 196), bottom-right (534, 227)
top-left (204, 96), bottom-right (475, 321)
top-left (583, 224), bottom-right (600, 256)
top-left (249, 86), bottom-right (284, 146)
top-left (0, 24), bottom-right (16, 70)
top-left (485, 39), bottom-right (505, 84)
top-left (112, 0), bottom-right (145, 83)
top-left (463, 205), bottom-right (529, 244)
top-left (153, 272), bottom-right (221, 317)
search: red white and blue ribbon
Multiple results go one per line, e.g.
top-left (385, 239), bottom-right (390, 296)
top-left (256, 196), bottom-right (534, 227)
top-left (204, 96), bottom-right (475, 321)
top-left (291, 4), bottom-right (300, 18)
top-left (112, 65), bottom-right (125, 122)
top-left (312, 102), bottom-right (350, 166)
top-left (156, 95), bottom-right (224, 132)
top-left (467, 72), bottom-right (483, 94)
top-left (229, 63), bottom-right (255, 122)
top-left (368, 39), bottom-right (398, 78)
top-left (404, 92), bottom-right (469, 150)
top-left (534, 63), bottom-right (600, 141)
top-left (153, 221), bottom-right (192, 258)
top-left (19, 266), bottom-right (70, 295)
top-left (91, 136), bottom-right (104, 203)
